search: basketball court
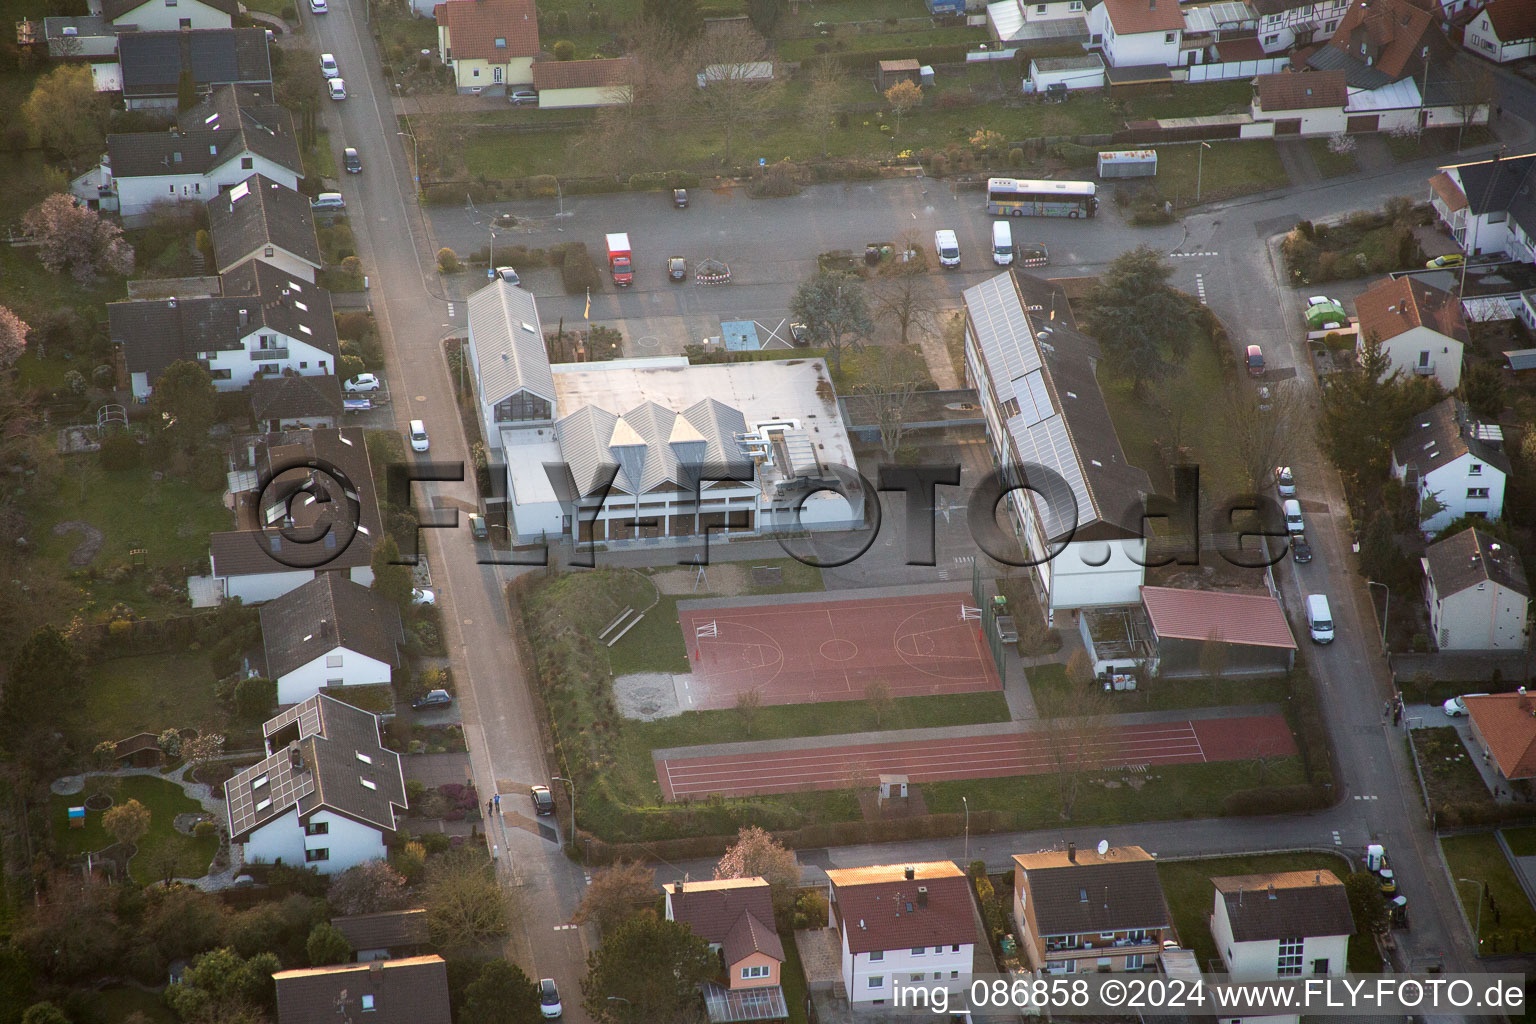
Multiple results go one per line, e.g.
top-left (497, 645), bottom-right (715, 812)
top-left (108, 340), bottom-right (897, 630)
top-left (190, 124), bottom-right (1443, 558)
top-left (678, 591), bottom-right (1001, 710)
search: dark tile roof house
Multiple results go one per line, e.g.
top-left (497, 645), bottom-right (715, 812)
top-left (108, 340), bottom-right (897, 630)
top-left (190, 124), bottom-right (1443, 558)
top-left (209, 427), bottom-right (382, 580)
top-left (104, 0), bottom-right (237, 23)
top-left (666, 878), bottom-right (785, 967)
top-left (259, 574), bottom-right (403, 681)
top-left (434, 0), bottom-right (540, 61)
top-left (330, 909), bottom-right (430, 955)
top-left (1012, 846), bottom-right (1172, 936)
top-left (1355, 275), bottom-right (1469, 345)
top-left (209, 174), bottom-right (322, 275)
top-left (1307, 0), bottom-right (1451, 87)
top-left (1424, 526), bottom-right (1530, 600)
top-left (825, 862), bottom-right (975, 956)
top-left (1214, 871), bottom-right (1354, 942)
top-left (249, 373), bottom-right (343, 426)
top-left (1254, 69), bottom-right (1348, 111)
top-left (1442, 153), bottom-right (1536, 241)
top-left (118, 28), bottom-right (272, 102)
top-left (226, 693), bottom-right (408, 844)
top-left (531, 56), bottom-right (635, 91)
top-left (1391, 397), bottom-right (1510, 478)
top-left (273, 955), bottom-right (449, 1024)
top-left (1098, 0), bottom-right (1186, 35)
top-left (109, 262), bottom-right (338, 390)
top-left (105, 85), bottom-right (300, 180)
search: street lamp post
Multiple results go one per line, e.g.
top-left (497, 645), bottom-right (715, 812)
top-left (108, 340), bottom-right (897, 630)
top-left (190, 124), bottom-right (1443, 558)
top-left (552, 774), bottom-right (576, 854)
top-left (1367, 580), bottom-right (1390, 656)
top-left (962, 796), bottom-right (969, 864)
top-left (1458, 877), bottom-right (1485, 952)
top-left (1195, 142), bottom-right (1212, 204)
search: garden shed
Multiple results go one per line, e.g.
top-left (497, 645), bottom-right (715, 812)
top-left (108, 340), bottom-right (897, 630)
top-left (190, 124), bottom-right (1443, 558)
top-left (1028, 54), bottom-right (1105, 93)
top-left (877, 58), bottom-right (922, 90)
top-left (112, 731), bottom-right (165, 769)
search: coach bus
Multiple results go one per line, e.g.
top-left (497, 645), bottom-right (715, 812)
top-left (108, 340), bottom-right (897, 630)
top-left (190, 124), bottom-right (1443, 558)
top-left (986, 178), bottom-right (1098, 218)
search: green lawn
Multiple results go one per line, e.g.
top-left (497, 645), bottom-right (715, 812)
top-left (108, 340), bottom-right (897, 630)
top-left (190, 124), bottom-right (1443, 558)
top-left (781, 930), bottom-right (810, 1024)
top-left (1149, 140), bottom-right (1289, 207)
top-left (1502, 826), bottom-right (1536, 857)
top-left (75, 653), bottom-right (225, 748)
top-left (1028, 662), bottom-right (1289, 715)
top-left (1306, 138), bottom-right (1360, 179)
top-left (29, 463), bottom-right (232, 574)
top-left (0, 241), bottom-right (126, 328)
top-left (1441, 832), bottom-right (1536, 954)
top-left (1413, 726), bottom-right (1495, 816)
top-left (75, 986), bottom-right (177, 1024)
top-left (777, 24), bottom-right (983, 61)
top-left (306, 128), bottom-right (338, 183)
top-left (1157, 853), bottom-right (1379, 973)
top-left (52, 775), bottom-right (220, 886)
top-left (241, 0), bottom-right (290, 16)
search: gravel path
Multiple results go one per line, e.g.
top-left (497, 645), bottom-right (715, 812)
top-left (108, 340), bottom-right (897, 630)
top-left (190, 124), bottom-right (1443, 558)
top-left (52, 520), bottom-right (105, 567)
top-left (613, 672), bottom-right (686, 720)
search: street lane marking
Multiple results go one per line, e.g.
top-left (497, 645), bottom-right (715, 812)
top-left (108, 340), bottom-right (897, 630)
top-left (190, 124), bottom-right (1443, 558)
top-left (1195, 274), bottom-right (1207, 305)
top-left (553, 924), bottom-right (577, 931)
top-left (1332, 830), bottom-right (1342, 845)
top-left (448, 303), bottom-right (455, 317)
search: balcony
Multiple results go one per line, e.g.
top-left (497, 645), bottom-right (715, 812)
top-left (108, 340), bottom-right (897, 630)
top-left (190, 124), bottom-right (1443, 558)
top-left (251, 347), bottom-right (289, 360)
top-left (1412, 361), bottom-right (1436, 376)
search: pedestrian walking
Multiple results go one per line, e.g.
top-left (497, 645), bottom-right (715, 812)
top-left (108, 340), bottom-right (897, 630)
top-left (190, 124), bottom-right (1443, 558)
top-left (1393, 706), bottom-right (1402, 726)
top-left (488, 798), bottom-right (494, 816)
top-left (492, 844), bottom-right (499, 861)
top-left (494, 793), bottom-right (500, 811)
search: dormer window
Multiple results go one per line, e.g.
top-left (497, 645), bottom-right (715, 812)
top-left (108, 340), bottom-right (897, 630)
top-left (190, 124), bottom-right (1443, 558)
top-left (361, 995), bottom-right (374, 1012)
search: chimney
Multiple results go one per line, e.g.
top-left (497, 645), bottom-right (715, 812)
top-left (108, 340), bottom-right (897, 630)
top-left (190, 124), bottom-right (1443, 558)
top-left (1267, 884), bottom-right (1277, 900)
top-left (239, 308), bottom-right (249, 327)
top-left (288, 740), bottom-right (303, 769)
top-left (370, 961), bottom-right (383, 981)
top-left (904, 866), bottom-right (915, 881)
top-left (168, 298), bottom-right (178, 309)
top-left (1067, 842), bottom-right (1076, 863)
top-left (918, 886), bottom-right (928, 908)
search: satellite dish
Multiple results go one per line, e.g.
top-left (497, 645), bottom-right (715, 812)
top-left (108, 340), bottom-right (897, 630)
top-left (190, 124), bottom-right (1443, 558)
top-left (1096, 840), bottom-right (1109, 856)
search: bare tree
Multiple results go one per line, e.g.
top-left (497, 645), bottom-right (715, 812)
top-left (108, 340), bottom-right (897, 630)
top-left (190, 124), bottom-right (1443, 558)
top-left (1034, 670), bottom-right (1115, 820)
top-left (801, 55), bottom-right (845, 159)
top-left (571, 860), bottom-right (657, 934)
top-left (870, 240), bottom-right (941, 346)
top-left (573, 19), bottom-right (693, 170)
top-left (865, 681), bottom-right (894, 728)
top-left (734, 687), bottom-right (763, 737)
top-left (1449, 62), bottom-right (1496, 152)
top-left (1221, 380), bottom-right (1301, 496)
top-left (858, 345), bottom-right (928, 460)
top-left (691, 23), bottom-right (780, 164)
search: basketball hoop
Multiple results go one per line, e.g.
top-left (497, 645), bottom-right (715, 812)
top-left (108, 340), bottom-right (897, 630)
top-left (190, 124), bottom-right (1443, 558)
top-left (959, 605), bottom-right (982, 622)
top-left (695, 620), bottom-right (718, 640)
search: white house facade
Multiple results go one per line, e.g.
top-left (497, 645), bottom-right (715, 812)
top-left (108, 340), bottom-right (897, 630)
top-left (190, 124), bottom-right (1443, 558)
top-left (1210, 871), bottom-right (1352, 1024)
top-left (260, 573), bottom-right (403, 705)
top-left (1010, 846), bottom-right (1173, 976)
top-left (1354, 275), bottom-right (1467, 392)
top-left (963, 271), bottom-right (1151, 623)
top-left (242, 805), bottom-right (390, 873)
top-left (1391, 399), bottom-right (1510, 534)
top-left (101, 0), bottom-right (235, 31)
top-left (1253, 0), bottom-right (1348, 54)
top-left (1464, 1), bottom-right (1536, 63)
top-left (1422, 527), bottom-right (1530, 651)
top-left (1430, 155), bottom-right (1536, 265)
top-left (1088, 0), bottom-right (1186, 67)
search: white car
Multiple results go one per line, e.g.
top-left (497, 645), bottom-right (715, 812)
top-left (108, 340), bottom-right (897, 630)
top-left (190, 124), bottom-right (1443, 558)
top-left (344, 373), bottom-right (380, 392)
top-left (411, 588), bottom-right (436, 605)
top-left (1444, 694), bottom-right (1489, 717)
top-left (409, 419), bottom-right (430, 453)
top-left (309, 0), bottom-right (327, 11)
top-left (492, 266), bottom-right (520, 285)
top-left (1275, 465), bottom-right (1296, 498)
top-left (320, 53), bottom-right (339, 78)
top-left (539, 979), bottom-right (562, 1019)
top-left (1306, 295), bottom-right (1342, 308)
top-left (328, 78), bottom-right (347, 100)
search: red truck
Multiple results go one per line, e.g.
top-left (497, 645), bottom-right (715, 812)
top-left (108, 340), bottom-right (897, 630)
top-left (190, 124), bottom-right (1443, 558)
top-left (605, 232), bottom-right (633, 287)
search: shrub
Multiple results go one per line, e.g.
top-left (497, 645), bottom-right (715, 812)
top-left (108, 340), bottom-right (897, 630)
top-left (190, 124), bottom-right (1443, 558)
top-left (1008, 147), bottom-right (1024, 167)
top-left (1222, 785), bottom-right (1327, 816)
top-left (99, 433), bottom-right (141, 470)
top-left (526, 174), bottom-right (559, 198)
top-left (559, 241), bottom-right (601, 295)
top-left (627, 171), bottom-right (667, 191)
top-left (665, 170), bottom-right (700, 188)
top-left (340, 255), bottom-right (363, 279)
top-left (234, 676), bottom-right (276, 721)
top-left (748, 160), bottom-right (801, 198)
top-left (158, 728), bottom-right (183, 759)
top-left (436, 247), bottom-right (461, 274)
top-left (193, 820), bottom-right (217, 840)
top-left (929, 152), bottom-right (950, 176)
top-left (1052, 142), bottom-right (1096, 168)
top-left (552, 40), bottom-right (575, 60)
top-left (422, 184), bottom-right (462, 206)
top-left (335, 312), bottom-right (373, 341)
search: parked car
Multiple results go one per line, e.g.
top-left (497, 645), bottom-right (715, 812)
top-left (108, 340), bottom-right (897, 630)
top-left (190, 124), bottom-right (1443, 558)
top-left (1443, 694), bottom-right (1488, 717)
top-left (1275, 465), bottom-right (1296, 497)
top-left (343, 147), bottom-right (361, 173)
top-left (1246, 344), bottom-right (1265, 376)
top-left (529, 785), bottom-right (555, 815)
top-left (1305, 295), bottom-right (1341, 308)
top-left (328, 78), bottom-right (347, 100)
top-left (508, 88), bottom-right (538, 106)
top-left (1426, 253), bottom-right (1464, 269)
top-left (411, 689), bottom-right (452, 710)
top-left (539, 978), bottom-right (562, 1019)
top-left (411, 588), bottom-right (435, 605)
top-left (408, 419), bottom-right (430, 453)
top-left (311, 192), bottom-right (345, 212)
top-left (344, 373), bottom-right (380, 392)
top-left (667, 256), bottom-right (686, 282)
top-left (319, 53), bottom-right (339, 78)
top-left (790, 322), bottom-right (809, 347)
top-left (492, 266), bottom-right (520, 285)
top-left (1291, 534), bottom-right (1312, 564)
top-left (673, 188), bottom-right (689, 208)
top-left (309, 0), bottom-right (326, 11)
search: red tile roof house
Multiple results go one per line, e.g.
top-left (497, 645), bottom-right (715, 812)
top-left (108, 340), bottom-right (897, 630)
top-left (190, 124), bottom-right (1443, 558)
top-left (824, 862), bottom-right (976, 1007)
top-left (434, 0), bottom-right (539, 95)
top-left (1353, 275), bottom-right (1467, 393)
top-left (664, 877), bottom-right (789, 1022)
top-left (1464, 690), bottom-right (1536, 784)
top-left (1249, 69), bottom-right (1349, 136)
top-left (531, 57), bottom-right (635, 109)
top-left (1463, 0), bottom-right (1536, 63)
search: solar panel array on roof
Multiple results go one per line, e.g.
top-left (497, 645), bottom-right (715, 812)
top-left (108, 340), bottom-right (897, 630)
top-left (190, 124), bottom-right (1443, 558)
top-left (263, 697), bottom-right (322, 740)
top-left (226, 749), bottom-right (314, 836)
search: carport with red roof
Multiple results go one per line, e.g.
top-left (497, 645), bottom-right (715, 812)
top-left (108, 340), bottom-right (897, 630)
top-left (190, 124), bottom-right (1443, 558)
top-left (1139, 586), bottom-right (1298, 677)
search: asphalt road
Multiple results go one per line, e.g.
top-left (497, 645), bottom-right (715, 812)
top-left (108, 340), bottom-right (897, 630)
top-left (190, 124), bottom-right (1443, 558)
top-left (304, 6), bottom-right (597, 1019)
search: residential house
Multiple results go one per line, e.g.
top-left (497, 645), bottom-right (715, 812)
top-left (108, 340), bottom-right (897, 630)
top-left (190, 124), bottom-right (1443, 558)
top-left (988, 0), bottom-right (1090, 47)
top-left (1250, 69), bottom-right (1349, 135)
top-left (1464, 0), bottom-right (1536, 63)
top-left (1429, 153), bottom-right (1536, 264)
top-left (664, 878), bottom-right (789, 1023)
top-left (963, 270), bottom-right (1153, 622)
top-left (273, 956), bottom-right (449, 1023)
top-left (226, 693), bottom-right (408, 874)
top-left (330, 908), bottom-right (430, 962)
top-left (118, 28), bottom-right (272, 110)
top-left (1087, 0), bottom-right (1188, 69)
top-left (1465, 690), bottom-right (1536, 782)
top-left (197, 427), bottom-right (383, 606)
top-left (208, 174), bottom-right (322, 281)
top-left (531, 56), bottom-right (634, 108)
top-left (1211, 870), bottom-right (1352, 1024)
top-left (110, 257), bottom-right (339, 400)
top-left (75, 85), bottom-right (302, 222)
top-left (1421, 526), bottom-right (1530, 650)
top-left (1354, 275), bottom-right (1467, 391)
top-left (98, 0), bottom-right (235, 31)
top-left (434, 0), bottom-right (538, 94)
top-left (1390, 398), bottom-right (1509, 534)
top-left (1251, 0), bottom-right (1349, 54)
top-left (258, 573), bottom-right (403, 705)
top-left (1010, 844), bottom-right (1174, 975)
top-left (823, 863), bottom-right (975, 1006)
top-left (248, 373), bottom-right (343, 432)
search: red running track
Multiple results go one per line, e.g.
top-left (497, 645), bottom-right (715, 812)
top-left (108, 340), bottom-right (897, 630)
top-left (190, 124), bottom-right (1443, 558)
top-left (678, 592), bottom-right (999, 710)
top-left (656, 715), bottom-right (1296, 800)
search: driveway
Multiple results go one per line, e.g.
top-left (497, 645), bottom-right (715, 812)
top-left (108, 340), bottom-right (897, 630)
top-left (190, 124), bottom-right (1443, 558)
top-left (305, 4), bottom-right (595, 1017)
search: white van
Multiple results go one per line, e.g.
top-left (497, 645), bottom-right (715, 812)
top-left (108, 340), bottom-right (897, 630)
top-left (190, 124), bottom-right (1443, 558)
top-left (408, 420), bottom-right (430, 452)
top-left (935, 229), bottom-right (960, 269)
top-left (1283, 498), bottom-right (1304, 534)
top-left (992, 221), bottom-right (1014, 266)
top-left (1306, 594), bottom-right (1334, 644)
